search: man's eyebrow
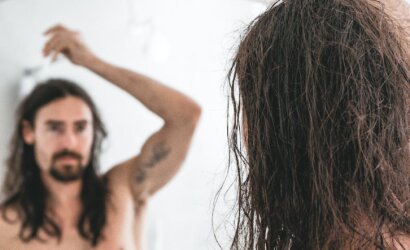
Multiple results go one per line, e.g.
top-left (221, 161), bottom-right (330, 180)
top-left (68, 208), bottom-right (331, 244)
top-left (74, 120), bottom-right (90, 125)
top-left (45, 120), bottom-right (64, 126)
top-left (45, 120), bottom-right (90, 124)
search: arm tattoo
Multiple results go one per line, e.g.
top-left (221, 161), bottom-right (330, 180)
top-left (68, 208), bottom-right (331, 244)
top-left (135, 168), bottom-right (146, 183)
top-left (143, 142), bottom-right (171, 168)
top-left (135, 141), bottom-right (171, 184)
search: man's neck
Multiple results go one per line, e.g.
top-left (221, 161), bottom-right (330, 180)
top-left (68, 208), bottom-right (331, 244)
top-left (41, 172), bottom-right (83, 229)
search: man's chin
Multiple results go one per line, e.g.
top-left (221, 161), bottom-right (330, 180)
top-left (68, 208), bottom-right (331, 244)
top-left (49, 166), bottom-right (84, 183)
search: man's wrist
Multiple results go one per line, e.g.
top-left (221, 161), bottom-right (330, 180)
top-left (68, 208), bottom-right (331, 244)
top-left (83, 55), bottom-right (104, 73)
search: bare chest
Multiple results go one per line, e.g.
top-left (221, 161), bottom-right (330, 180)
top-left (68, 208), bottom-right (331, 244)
top-left (0, 196), bottom-right (146, 250)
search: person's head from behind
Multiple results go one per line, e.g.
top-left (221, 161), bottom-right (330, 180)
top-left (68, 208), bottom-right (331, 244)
top-left (228, 0), bottom-right (410, 249)
top-left (2, 79), bottom-right (108, 245)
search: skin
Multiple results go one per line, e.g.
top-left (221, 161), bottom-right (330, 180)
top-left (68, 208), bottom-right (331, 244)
top-left (25, 97), bottom-right (93, 181)
top-left (0, 25), bottom-right (201, 249)
top-left (383, 0), bottom-right (410, 52)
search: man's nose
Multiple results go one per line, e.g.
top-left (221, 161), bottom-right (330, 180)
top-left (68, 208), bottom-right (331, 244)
top-left (61, 131), bottom-right (77, 149)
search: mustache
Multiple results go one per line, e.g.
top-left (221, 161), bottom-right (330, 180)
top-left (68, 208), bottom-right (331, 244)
top-left (52, 149), bottom-right (82, 161)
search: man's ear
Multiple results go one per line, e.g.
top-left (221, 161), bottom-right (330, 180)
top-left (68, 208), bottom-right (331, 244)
top-left (22, 120), bottom-right (35, 145)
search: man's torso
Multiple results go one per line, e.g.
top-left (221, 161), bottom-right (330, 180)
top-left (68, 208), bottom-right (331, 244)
top-left (0, 171), bottom-right (145, 250)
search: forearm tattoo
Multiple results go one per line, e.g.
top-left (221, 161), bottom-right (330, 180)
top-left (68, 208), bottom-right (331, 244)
top-left (135, 141), bottom-right (171, 184)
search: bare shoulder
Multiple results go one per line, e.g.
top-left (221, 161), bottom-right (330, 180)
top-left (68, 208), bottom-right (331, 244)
top-left (0, 205), bottom-right (21, 246)
top-left (390, 234), bottom-right (410, 250)
top-left (105, 158), bottom-right (135, 186)
top-left (104, 157), bottom-right (150, 208)
top-left (379, 227), bottom-right (410, 250)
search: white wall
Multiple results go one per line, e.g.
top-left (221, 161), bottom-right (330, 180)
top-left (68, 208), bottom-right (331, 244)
top-left (0, 0), bottom-right (265, 249)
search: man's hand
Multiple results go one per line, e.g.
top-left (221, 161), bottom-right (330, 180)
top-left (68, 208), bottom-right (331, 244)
top-left (43, 24), bottom-right (96, 67)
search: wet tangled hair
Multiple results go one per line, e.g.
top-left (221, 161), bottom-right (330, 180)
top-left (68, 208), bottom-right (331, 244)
top-left (227, 0), bottom-right (410, 249)
top-left (1, 79), bottom-right (109, 246)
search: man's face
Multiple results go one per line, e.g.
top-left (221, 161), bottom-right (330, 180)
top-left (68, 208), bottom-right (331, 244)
top-left (23, 96), bottom-right (94, 182)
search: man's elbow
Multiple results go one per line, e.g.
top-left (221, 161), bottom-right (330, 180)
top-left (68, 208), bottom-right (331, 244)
top-left (177, 100), bottom-right (202, 127)
top-left (183, 101), bottom-right (201, 126)
top-left (190, 102), bottom-right (202, 123)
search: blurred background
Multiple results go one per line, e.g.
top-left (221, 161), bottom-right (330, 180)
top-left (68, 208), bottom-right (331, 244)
top-left (0, 0), bottom-right (270, 249)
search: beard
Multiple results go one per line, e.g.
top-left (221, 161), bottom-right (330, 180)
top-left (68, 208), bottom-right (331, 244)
top-left (49, 150), bottom-right (86, 183)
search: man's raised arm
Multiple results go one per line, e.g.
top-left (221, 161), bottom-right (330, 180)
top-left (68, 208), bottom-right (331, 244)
top-left (43, 25), bottom-right (201, 202)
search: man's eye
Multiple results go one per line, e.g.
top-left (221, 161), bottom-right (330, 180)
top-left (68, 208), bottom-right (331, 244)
top-left (75, 124), bottom-right (86, 133)
top-left (49, 125), bottom-right (62, 132)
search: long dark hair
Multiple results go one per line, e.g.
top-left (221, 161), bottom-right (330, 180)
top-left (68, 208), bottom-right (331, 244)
top-left (1, 79), bottom-right (109, 246)
top-left (227, 0), bottom-right (410, 249)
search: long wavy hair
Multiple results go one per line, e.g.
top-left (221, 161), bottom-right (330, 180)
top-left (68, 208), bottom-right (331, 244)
top-left (227, 0), bottom-right (410, 249)
top-left (1, 79), bottom-right (109, 246)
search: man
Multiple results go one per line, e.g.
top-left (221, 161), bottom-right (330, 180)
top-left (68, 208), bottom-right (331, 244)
top-left (0, 25), bottom-right (201, 249)
top-left (225, 0), bottom-right (409, 249)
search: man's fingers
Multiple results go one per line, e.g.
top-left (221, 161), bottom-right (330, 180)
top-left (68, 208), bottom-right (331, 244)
top-left (51, 47), bottom-right (63, 62)
top-left (43, 35), bottom-right (61, 57)
top-left (43, 24), bottom-right (66, 36)
top-left (51, 42), bottom-right (70, 62)
top-left (44, 38), bottom-right (69, 60)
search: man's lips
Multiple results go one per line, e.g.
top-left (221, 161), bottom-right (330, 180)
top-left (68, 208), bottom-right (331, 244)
top-left (56, 155), bottom-right (80, 162)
